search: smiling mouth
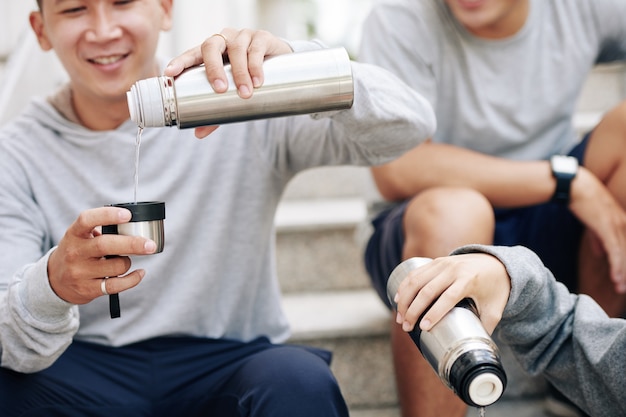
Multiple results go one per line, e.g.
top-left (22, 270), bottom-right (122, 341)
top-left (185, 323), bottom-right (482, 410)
top-left (89, 54), bottom-right (128, 65)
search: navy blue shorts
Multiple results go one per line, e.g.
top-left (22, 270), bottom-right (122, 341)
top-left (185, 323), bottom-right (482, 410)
top-left (365, 136), bottom-right (589, 309)
top-left (0, 336), bottom-right (348, 417)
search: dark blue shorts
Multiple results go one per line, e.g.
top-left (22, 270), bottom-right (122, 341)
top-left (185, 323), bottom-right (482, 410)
top-left (365, 136), bottom-right (589, 309)
top-left (0, 336), bottom-right (348, 417)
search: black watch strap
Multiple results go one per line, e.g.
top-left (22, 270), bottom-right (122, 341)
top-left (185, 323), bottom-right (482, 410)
top-left (552, 175), bottom-right (573, 203)
top-left (550, 155), bottom-right (578, 204)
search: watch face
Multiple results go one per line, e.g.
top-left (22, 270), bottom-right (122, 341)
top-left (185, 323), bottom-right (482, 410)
top-left (552, 156), bottom-right (578, 175)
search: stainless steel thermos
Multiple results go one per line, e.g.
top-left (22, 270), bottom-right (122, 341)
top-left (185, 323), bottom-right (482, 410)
top-left (126, 47), bottom-right (354, 128)
top-left (387, 257), bottom-right (507, 407)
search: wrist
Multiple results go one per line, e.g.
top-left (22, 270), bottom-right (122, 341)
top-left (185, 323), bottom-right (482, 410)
top-left (550, 155), bottom-right (578, 204)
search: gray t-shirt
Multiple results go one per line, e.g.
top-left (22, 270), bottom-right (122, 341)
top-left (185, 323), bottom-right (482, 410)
top-left (359, 0), bottom-right (626, 160)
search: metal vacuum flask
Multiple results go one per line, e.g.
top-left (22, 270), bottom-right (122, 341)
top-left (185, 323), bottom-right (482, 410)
top-left (126, 47), bottom-right (354, 128)
top-left (387, 257), bottom-right (507, 407)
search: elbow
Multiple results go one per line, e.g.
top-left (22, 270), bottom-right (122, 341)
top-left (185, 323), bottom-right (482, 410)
top-left (371, 164), bottom-right (407, 201)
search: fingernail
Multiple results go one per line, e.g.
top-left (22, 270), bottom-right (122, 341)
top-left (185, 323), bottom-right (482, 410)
top-left (402, 321), bottom-right (412, 332)
top-left (393, 293), bottom-right (399, 303)
top-left (144, 240), bottom-right (157, 253)
top-left (238, 84), bottom-right (251, 97)
top-left (252, 77), bottom-right (261, 88)
top-left (213, 79), bottom-right (226, 91)
top-left (420, 318), bottom-right (431, 330)
top-left (396, 312), bottom-right (402, 324)
top-left (119, 209), bottom-right (132, 220)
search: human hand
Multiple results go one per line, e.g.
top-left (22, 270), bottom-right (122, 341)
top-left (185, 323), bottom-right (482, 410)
top-left (164, 28), bottom-right (293, 139)
top-left (47, 207), bottom-right (157, 304)
top-left (393, 253), bottom-right (511, 334)
top-left (568, 167), bottom-right (626, 293)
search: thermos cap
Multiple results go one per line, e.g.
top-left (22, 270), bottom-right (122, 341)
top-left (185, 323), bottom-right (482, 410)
top-left (110, 201), bottom-right (166, 222)
top-left (468, 372), bottom-right (504, 406)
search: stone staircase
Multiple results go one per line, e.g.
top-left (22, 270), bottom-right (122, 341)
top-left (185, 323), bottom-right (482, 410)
top-left (275, 62), bottom-right (625, 416)
top-left (276, 167), bottom-right (554, 417)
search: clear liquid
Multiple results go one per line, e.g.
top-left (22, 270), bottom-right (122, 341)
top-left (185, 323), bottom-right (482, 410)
top-left (134, 127), bottom-right (143, 204)
top-left (478, 406), bottom-right (485, 417)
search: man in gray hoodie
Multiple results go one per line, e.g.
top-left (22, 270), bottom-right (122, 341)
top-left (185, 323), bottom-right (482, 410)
top-left (392, 244), bottom-right (626, 417)
top-left (0, 1), bottom-right (435, 416)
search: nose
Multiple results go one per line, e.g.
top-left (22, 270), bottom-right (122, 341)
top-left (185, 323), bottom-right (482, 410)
top-left (84, 6), bottom-right (123, 42)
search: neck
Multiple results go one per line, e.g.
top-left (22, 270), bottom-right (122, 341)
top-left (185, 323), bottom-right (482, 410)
top-left (72, 92), bottom-right (131, 131)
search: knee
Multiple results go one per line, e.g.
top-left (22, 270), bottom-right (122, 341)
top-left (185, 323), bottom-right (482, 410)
top-left (241, 347), bottom-right (348, 416)
top-left (404, 187), bottom-right (494, 236)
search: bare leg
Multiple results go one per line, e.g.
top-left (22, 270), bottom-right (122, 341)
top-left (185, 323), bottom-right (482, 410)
top-left (391, 322), bottom-right (467, 417)
top-left (393, 187), bottom-right (494, 417)
top-left (579, 100), bottom-right (626, 317)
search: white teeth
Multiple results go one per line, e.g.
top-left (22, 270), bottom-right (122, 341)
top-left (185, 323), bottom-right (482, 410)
top-left (91, 55), bottom-right (124, 65)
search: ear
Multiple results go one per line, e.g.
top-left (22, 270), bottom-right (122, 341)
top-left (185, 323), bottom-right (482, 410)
top-left (29, 11), bottom-right (53, 51)
top-left (160, 0), bottom-right (174, 32)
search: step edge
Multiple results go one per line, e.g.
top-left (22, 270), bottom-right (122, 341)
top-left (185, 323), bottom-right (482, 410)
top-left (284, 289), bottom-right (392, 341)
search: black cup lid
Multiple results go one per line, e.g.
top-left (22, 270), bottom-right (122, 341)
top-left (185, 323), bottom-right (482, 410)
top-left (110, 201), bottom-right (165, 222)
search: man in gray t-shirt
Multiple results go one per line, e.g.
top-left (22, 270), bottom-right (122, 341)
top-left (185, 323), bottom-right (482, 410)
top-left (360, 0), bottom-right (626, 416)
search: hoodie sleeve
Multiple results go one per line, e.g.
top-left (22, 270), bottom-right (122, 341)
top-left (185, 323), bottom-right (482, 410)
top-left (0, 118), bottom-right (80, 373)
top-left (1, 250), bottom-right (79, 373)
top-left (451, 244), bottom-right (626, 417)
top-left (265, 40), bottom-right (436, 173)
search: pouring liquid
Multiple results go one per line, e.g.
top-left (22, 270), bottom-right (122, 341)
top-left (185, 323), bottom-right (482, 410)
top-left (134, 127), bottom-right (143, 204)
top-left (478, 406), bottom-right (485, 417)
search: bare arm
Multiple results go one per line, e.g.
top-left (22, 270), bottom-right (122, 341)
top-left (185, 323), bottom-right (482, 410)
top-left (374, 140), bottom-right (626, 291)
top-left (373, 141), bottom-right (558, 207)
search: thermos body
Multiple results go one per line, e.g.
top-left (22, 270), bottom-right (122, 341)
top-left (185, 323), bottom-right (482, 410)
top-left (387, 257), bottom-right (507, 407)
top-left (127, 47), bottom-right (354, 129)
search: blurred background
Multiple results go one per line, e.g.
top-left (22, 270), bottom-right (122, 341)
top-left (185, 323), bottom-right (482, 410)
top-left (0, 0), bottom-right (374, 125)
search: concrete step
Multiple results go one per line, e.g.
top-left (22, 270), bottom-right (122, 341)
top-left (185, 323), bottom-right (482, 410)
top-left (275, 197), bottom-right (370, 293)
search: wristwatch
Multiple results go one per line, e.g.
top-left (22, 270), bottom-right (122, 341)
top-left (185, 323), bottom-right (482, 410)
top-left (550, 155), bottom-right (578, 203)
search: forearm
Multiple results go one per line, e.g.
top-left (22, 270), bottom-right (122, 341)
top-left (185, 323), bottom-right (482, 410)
top-left (372, 141), bottom-right (556, 206)
top-left (1, 252), bottom-right (79, 373)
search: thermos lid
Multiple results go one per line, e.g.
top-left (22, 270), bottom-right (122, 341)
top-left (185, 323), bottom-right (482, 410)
top-left (127, 78), bottom-right (168, 128)
top-left (110, 201), bottom-right (166, 222)
top-left (468, 372), bottom-right (505, 406)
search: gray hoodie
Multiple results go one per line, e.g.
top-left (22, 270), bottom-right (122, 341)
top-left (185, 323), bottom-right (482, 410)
top-left (0, 41), bottom-right (436, 373)
top-left (453, 245), bottom-right (626, 417)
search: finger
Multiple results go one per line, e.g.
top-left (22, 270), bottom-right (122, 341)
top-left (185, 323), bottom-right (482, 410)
top-left (403, 272), bottom-right (457, 332)
top-left (164, 45), bottom-right (205, 77)
top-left (417, 282), bottom-right (464, 331)
top-left (91, 233), bottom-right (157, 259)
top-left (98, 269), bottom-right (145, 298)
top-left (194, 125), bottom-right (220, 139)
top-left (223, 29), bottom-right (255, 98)
top-left (604, 237), bottom-right (626, 288)
top-left (394, 265), bottom-right (442, 328)
top-left (245, 30), bottom-right (277, 88)
top-left (200, 31), bottom-right (232, 93)
top-left (71, 207), bottom-right (132, 239)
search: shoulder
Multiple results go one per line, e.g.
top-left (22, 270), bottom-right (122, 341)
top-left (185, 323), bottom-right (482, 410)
top-left (365, 0), bottom-right (449, 34)
top-left (360, 0), bottom-right (454, 61)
